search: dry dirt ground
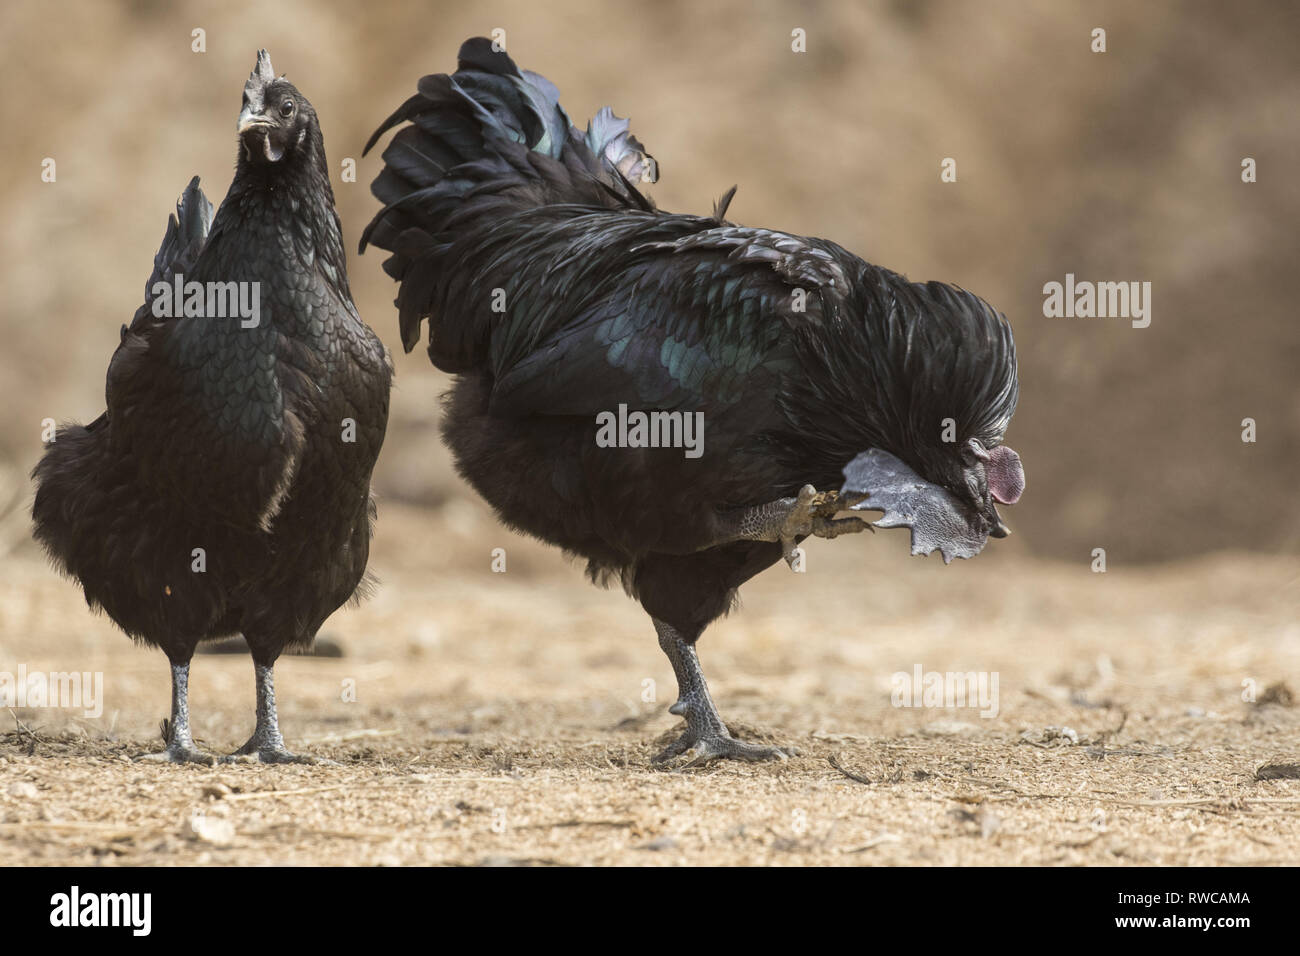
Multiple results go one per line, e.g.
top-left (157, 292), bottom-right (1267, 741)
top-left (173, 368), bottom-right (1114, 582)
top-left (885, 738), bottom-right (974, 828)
top-left (1, 500), bottom-right (1297, 867)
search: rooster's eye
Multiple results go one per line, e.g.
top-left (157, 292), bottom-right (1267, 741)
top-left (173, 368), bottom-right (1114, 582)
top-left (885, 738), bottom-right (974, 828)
top-left (963, 437), bottom-right (990, 464)
top-left (279, 100), bottom-right (295, 118)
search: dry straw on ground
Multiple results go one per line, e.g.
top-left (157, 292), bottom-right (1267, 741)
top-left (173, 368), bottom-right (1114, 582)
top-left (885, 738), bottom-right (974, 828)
top-left (3, 502), bottom-right (1297, 866)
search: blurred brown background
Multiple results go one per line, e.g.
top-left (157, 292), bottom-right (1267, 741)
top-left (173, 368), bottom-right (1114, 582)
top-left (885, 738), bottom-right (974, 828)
top-left (2, 0), bottom-right (1297, 563)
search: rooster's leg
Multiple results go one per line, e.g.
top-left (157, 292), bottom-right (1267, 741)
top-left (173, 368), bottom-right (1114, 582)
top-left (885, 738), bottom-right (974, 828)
top-left (136, 661), bottom-right (216, 765)
top-left (224, 662), bottom-right (328, 765)
top-left (651, 619), bottom-right (795, 767)
top-left (710, 484), bottom-right (869, 568)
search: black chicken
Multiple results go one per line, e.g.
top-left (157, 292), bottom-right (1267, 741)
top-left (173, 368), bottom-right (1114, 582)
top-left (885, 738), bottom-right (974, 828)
top-left (32, 51), bottom-right (392, 764)
top-left (362, 39), bottom-right (1023, 766)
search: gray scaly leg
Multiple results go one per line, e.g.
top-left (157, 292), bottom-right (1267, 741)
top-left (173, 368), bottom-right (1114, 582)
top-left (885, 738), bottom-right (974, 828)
top-left (136, 662), bottom-right (216, 765)
top-left (652, 619), bottom-right (795, 768)
top-left (225, 662), bottom-right (327, 764)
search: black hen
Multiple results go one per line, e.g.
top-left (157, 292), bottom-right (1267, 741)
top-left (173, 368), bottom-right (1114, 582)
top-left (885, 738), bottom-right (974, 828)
top-left (32, 52), bottom-right (393, 764)
top-left (362, 39), bottom-right (1023, 766)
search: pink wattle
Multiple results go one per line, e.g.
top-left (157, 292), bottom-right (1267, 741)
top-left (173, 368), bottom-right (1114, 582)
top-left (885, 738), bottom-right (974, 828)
top-left (986, 444), bottom-right (1024, 505)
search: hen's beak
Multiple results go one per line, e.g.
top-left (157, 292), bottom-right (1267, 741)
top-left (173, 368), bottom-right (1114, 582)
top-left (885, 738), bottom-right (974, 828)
top-left (237, 106), bottom-right (272, 134)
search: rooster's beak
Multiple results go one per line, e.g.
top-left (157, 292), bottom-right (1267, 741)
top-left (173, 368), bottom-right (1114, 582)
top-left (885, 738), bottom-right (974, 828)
top-left (988, 502), bottom-right (1010, 538)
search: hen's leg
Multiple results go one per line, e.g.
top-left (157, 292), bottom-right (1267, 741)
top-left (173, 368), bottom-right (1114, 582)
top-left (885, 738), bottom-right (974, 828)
top-left (710, 485), bottom-right (869, 568)
top-left (652, 619), bottom-right (795, 767)
top-left (225, 661), bottom-right (326, 765)
top-left (136, 661), bottom-right (216, 765)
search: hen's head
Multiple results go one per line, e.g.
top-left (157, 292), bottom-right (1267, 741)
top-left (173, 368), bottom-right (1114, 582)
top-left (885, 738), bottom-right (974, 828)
top-left (237, 50), bottom-right (317, 165)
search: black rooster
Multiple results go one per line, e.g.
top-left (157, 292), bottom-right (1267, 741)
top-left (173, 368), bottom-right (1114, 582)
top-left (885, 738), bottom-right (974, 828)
top-left (362, 39), bottom-right (1023, 766)
top-left (32, 52), bottom-right (392, 764)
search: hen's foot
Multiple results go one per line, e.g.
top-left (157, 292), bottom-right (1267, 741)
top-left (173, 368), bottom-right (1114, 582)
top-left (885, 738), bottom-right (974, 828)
top-left (222, 659), bottom-right (336, 764)
top-left (223, 726), bottom-right (335, 765)
top-left (223, 744), bottom-right (332, 765)
top-left (136, 665), bottom-right (214, 764)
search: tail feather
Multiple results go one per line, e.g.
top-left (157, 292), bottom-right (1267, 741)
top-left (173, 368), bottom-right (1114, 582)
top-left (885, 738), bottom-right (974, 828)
top-left (584, 106), bottom-right (657, 186)
top-left (129, 176), bottom-right (213, 333)
top-left (37, 175), bottom-right (211, 562)
top-left (453, 36), bottom-right (573, 155)
top-left (360, 36), bottom-right (656, 264)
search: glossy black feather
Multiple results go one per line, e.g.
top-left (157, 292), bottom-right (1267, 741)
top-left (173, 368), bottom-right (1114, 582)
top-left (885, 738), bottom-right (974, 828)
top-left (363, 39), bottom-right (1017, 637)
top-left (32, 72), bottom-right (393, 666)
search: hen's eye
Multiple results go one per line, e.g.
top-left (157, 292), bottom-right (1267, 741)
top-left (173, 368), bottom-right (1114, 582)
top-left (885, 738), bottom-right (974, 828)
top-left (279, 99), bottom-right (295, 117)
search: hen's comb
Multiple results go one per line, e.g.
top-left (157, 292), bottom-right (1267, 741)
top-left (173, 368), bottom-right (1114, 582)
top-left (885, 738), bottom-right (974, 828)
top-left (244, 50), bottom-right (276, 108)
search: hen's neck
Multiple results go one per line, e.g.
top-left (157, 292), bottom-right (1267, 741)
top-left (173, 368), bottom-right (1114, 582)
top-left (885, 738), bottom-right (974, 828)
top-left (224, 131), bottom-right (351, 301)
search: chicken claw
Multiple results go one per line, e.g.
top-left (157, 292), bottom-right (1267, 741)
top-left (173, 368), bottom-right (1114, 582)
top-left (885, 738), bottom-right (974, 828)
top-left (651, 618), bottom-right (798, 768)
top-left (654, 730), bottom-right (794, 769)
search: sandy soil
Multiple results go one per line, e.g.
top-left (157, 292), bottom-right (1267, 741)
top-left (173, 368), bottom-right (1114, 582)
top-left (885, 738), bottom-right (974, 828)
top-left (1, 500), bottom-right (1297, 866)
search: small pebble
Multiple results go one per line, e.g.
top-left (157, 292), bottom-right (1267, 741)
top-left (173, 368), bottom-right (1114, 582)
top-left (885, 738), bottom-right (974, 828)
top-left (186, 814), bottom-right (235, 846)
top-left (639, 836), bottom-right (678, 852)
